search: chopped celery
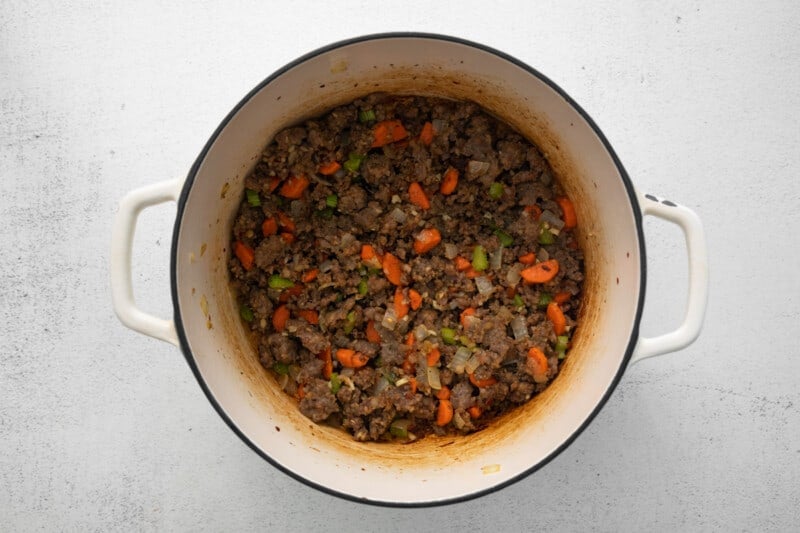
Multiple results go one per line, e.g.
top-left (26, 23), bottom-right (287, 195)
top-left (472, 245), bottom-right (488, 271)
top-left (268, 275), bottom-right (294, 290)
top-left (246, 189), bottom-right (261, 207)
top-left (441, 327), bottom-right (457, 345)
top-left (240, 304), bottom-right (254, 322)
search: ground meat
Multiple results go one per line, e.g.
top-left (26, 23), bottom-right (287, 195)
top-left (230, 94), bottom-right (584, 442)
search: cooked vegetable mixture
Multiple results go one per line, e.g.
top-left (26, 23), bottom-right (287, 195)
top-left (229, 94), bottom-right (583, 442)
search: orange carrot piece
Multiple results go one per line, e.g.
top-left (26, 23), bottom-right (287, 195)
top-left (296, 383), bottom-right (305, 400)
top-left (278, 283), bottom-right (303, 303)
top-left (468, 373), bottom-right (498, 388)
top-left (426, 347), bottom-right (442, 367)
top-left (553, 291), bottom-right (571, 304)
top-left (527, 347), bottom-right (548, 380)
top-left (436, 399), bottom-right (454, 426)
top-left (280, 232), bottom-right (295, 244)
top-left (318, 346), bottom-right (332, 380)
top-left (318, 161), bottom-right (341, 176)
top-left (413, 227), bottom-right (441, 254)
top-left (279, 174), bottom-right (310, 199)
top-left (335, 348), bottom-right (369, 368)
top-left (520, 259), bottom-right (560, 284)
top-left (555, 196), bottom-right (577, 229)
top-left (524, 205), bottom-right (542, 220)
top-left (440, 167), bottom-right (459, 195)
top-left (234, 241), bottom-right (255, 270)
top-left (518, 252), bottom-right (537, 265)
top-left (268, 176), bottom-right (281, 193)
top-left (301, 268), bottom-right (319, 283)
top-left (419, 121), bottom-right (434, 145)
top-left (365, 319), bottom-right (382, 343)
top-left (546, 301), bottom-right (567, 335)
top-left (382, 252), bottom-right (403, 286)
top-left (404, 331), bottom-right (416, 347)
top-left (408, 182), bottom-right (430, 210)
top-left (408, 289), bottom-right (422, 311)
top-left (276, 211), bottom-right (296, 233)
top-left (467, 406), bottom-right (482, 419)
top-left (394, 288), bottom-right (409, 319)
top-left (371, 119), bottom-right (409, 148)
top-left (460, 307), bottom-right (476, 329)
top-left (262, 217), bottom-right (278, 237)
top-left (454, 256), bottom-right (472, 271)
top-left (408, 377), bottom-right (418, 394)
top-left (464, 267), bottom-right (480, 279)
top-left (296, 309), bottom-right (319, 325)
top-left (435, 384), bottom-right (450, 400)
top-left (360, 244), bottom-right (382, 268)
top-left (272, 304), bottom-right (290, 332)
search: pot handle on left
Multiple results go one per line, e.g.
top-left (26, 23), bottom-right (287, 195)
top-left (110, 179), bottom-right (181, 346)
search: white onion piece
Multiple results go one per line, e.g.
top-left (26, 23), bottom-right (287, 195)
top-left (490, 247), bottom-right (503, 270)
top-left (541, 209), bottom-right (565, 230)
top-left (453, 411), bottom-right (466, 430)
top-left (510, 315), bottom-right (529, 340)
top-left (537, 248), bottom-right (550, 262)
top-left (444, 243), bottom-right (459, 260)
top-left (390, 207), bottom-right (407, 223)
top-left (340, 375), bottom-right (356, 390)
top-left (507, 263), bottom-right (523, 284)
top-left (426, 366), bottom-right (442, 390)
top-left (394, 377), bottom-right (410, 387)
top-left (450, 346), bottom-right (472, 374)
top-left (463, 315), bottom-right (481, 330)
top-left (319, 259), bottom-right (334, 273)
top-left (340, 232), bottom-right (356, 249)
top-left (277, 373), bottom-right (289, 390)
top-left (374, 377), bottom-right (390, 395)
top-left (475, 276), bottom-right (493, 295)
top-left (467, 160), bottom-right (490, 175)
top-left (381, 307), bottom-right (398, 330)
top-left (414, 323), bottom-right (430, 341)
top-left (464, 353), bottom-right (481, 374)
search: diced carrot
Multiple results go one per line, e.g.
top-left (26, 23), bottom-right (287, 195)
top-left (524, 205), bottom-right (542, 220)
top-left (546, 301), bottom-right (567, 335)
top-left (318, 346), bottom-right (332, 380)
top-left (454, 256), bottom-right (472, 271)
top-left (467, 406), bottom-right (482, 419)
top-left (518, 252), bottom-right (537, 265)
top-left (296, 309), bottom-right (319, 325)
top-left (272, 304), bottom-right (289, 332)
top-left (468, 373), bottom-right (498, 388)
top-left (268, 176), bottom-right (281, 193)
top-left (371, 119), bottom-right (409, 148)
top-left (360, 244), bottom-right (382, 268)
top-left (419, 121), bottom-right (434, 145)
top-left (234, 241), bottom-right (255, 270)
top-left (555, 196), bottom-right (577, 229)
top-left (318, 161), bottom-right (341, 176)
top-left (527, 347), bottom-right (548, 380)
top-left (440, 167), bottom-right (459, 195)
top-left (276, 211), bottom-right (296, 233)
top-left (382, 252), bottom-right (403, 286)
top-left (553, 291), bottom-right (571, 304)
top-left (408, 182), bottom-right (430, 210)
top-left (435, 384), bottom-right (450, 400)
top-left (394, 288), bottom-right (409, 319)
top-left (279, 174), bottom-right (310, 199)
top-left (365, 320), bottom-right (382, 343)
top-left (301, 268), bottom-right (319, 283)
top-left (436, 399), bottom-right (454, 426)
top-left (408, 377), bottom-right (418, 394)
top-left (408, 289), bottom-right (422, 310)
top-left (402, 358), bottom-right (415, 375)
top-left (520, 259), bottom-right (560, 284)
top-left (280, 232), bottom-right (296, 244)
top-left (413, 227), bottom-right (441, 254)
top-left (464, 267), bottom-right (480, 279)
top-left (426, 347), bottom-right (441, 367)
top-left (261, 217), bottom-right (278, 236)
top-left (460, 307), bottom-right (476, 329)
top-left (404, 331), bottom-right (415, 347)
top-left (296, 383), bottom-right (305, 400)
top-left (335, 348), bottom-right (369, 368)
top-left (278, 283), bottom-right (303, 303)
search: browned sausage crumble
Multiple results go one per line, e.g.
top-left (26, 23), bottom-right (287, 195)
top-left (229, 94), bottom-right (583, 442)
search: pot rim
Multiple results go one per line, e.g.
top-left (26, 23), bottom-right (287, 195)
top-left (169, 31), bottom-right (647, 507)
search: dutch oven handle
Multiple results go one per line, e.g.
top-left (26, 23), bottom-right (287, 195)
top-left (110, 180), bottom-right (182, 346)
top-left (631, 192), bottom-right (709, 364)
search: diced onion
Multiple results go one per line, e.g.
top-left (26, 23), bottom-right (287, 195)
top-left (475, 276), bottom-right (493, 295)
top-left (510, 315), bottom-right (529, 340)
top-left (381, 307), bottom-right (398, 330)
top-left (490, 247), bottom-right (503, 270)
top-left (537, 248), bottom-right (550, 262)
top-left (450, 346), bottom-right (472, 374)
top-left (394, 377), bottom-right (410, 387)
top-left (390, 207), bottom-right (407, 223)
top-left (444, 243), bottom-right (459, 260)
top-left (453, 411), bottom-right (466, 430)
top-left (277, 373), bottom-right (289, 390)
top-left (506, 263), bottom-right (523, 285)
top-left (340, 232), bottom-right (356, 249)
top-left (414, 323), bottom-right (431, 341)
top-left (541, 209), bottom-right (565, 230)
top-left (464, 353), bottom-right (480, 374)
top-left (426, 366), bottom-right (442, 390)
top-left (468, 160), bottom-right (490, 175)
top-left (374, 377), bottom-right (390, 395)
top-left (340, 375), bottom-right (356, 390)
top-left (463, 315), bottom-right (481, 330)
top-left (319, 260), bottom-right (334, 273)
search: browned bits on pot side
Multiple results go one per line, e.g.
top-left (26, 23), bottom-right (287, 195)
top-left (228, 94), bottom-right (584, 442)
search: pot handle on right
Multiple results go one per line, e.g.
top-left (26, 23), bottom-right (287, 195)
top-left (631, 193), bottom-right (709, 364)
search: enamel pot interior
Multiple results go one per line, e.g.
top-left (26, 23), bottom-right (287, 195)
top-left (172, 34), bottom-right (644, 506)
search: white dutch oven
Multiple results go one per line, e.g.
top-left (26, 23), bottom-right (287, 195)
top-left (111, 34), bottom-right (708, 506)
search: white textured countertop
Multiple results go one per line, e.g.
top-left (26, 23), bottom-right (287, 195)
top-left (2, 1), bottom-right (799, 530)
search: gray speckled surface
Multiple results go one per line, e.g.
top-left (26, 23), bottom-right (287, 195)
top-left (2, 1), bottom-right (799, 531)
